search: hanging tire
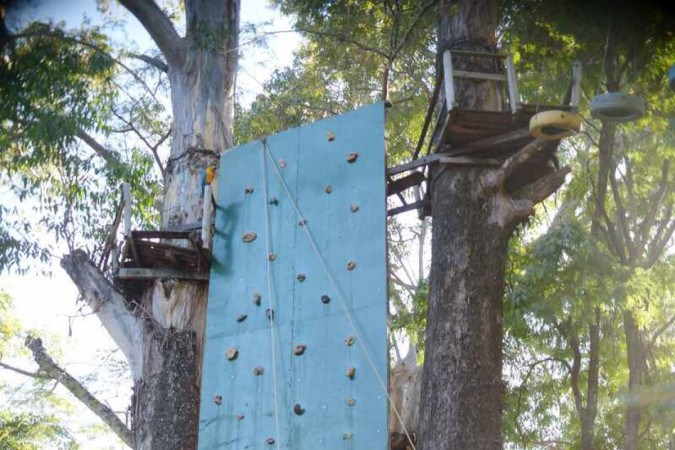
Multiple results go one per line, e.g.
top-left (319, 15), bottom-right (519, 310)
top-left (590, 92), bottom-right (645, 123)
top-left (529, 110), bottom-right (582, 140)
top-left (669, 64), bottom-right (675, 90)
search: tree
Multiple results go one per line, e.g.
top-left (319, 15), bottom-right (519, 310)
top-left (1, 0), bottom-right (240, 448)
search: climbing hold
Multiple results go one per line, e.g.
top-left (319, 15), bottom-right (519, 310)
top-left (298, 218), bottom-right (308, 226)
top-left (268, 197), bottom-right (278, 206)
top-left (346, 261), bottom-right (356, 271)
top-left (236, 414), bottom-right (245, 421)
top-left (293, 404), bottom-right (305, 415)
top-left (296, 273), bottom-right (306, 282)
top-left (347, 152), bottom-right (358, 163)
top-left (265, 308), bottom-right (274, 321)
top-left (529, 110), bottom-right (581, 140)
top-left (244, 186), bottom-right (254, 194)
top-left (279, 158), bottom-right (287, 168)
top-left (347, 398), bottom-right (356, 407)
top-left (325, 185), bottom-right (333, 194)
top-left (236, 314), bottom-right (247, 323)
top-left (242, 232), bottom-right (257, 243)
top-left (346, 366), bottom-right (356, 379)
top-left (321, 295), bottom-right (331, 304)
top-left (214, 395), bottom-right (222, 405)
top-left (327, 131), bottom-right (335, 141)
top-left (350, 204), bottom-right (360, 213)
top-left (345, 335), bottom-right (356, 346)
top-left (590, 92), bottom-right (645, 123)
top-left (268, 253), bottom-right (277, 261)
top-left (226, 347), bottom-right (239, 360)
top-left (266, 437), bottom-right (275, 445)
top-left (253, 366), bottom-right (265, 376)
top-left (343, 432), bottom-right (353, 440)
top-left (253, 292), bottom-right (262, 305)
top-left (294, 344), bottom-right (307, 356)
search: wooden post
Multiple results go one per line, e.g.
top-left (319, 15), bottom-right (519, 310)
top-left (201, 185), bottom-right (213, 249)
top-left (571, 61), bottom-right (582, 110)
top-left (122, 183), bottom-right (131, 238)
top-left (505, 54), bottom-right (519, 114)
top-left (442, 50), bottom-right (455, 113)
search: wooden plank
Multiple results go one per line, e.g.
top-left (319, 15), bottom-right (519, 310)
top-left (438, 156), bottom-right (501, 167)
top-left (454, 70), bottom-right (507, 82)
top-left (122, 183), bottom-right (131, 237)
top-left (387, 171), bottom-right (425, 196)
top-left (449, 49), bottom-right (506, 59)
top-left (412, 70), bottom-right (442, 160)
top-left (132, 230), bottom-right (192, 240)
top-left (387, 200), bottom-right (427, 217)
top-left (126, 236), bottom-right (140, 266)
top-left (447, 128), bottom-right (532, 155)
top-left (117, 267), bottom-right (209, 281)
top-left (505, 54), bottom-right (519, 114)
top-left (443, 50), bottom-right (455, 113)
top-left (202, 184), bottom-right (213, 249)
top-left (571, 61), bottom-right (582, 109)
top-left (387, 153), bottom-right (444, 176)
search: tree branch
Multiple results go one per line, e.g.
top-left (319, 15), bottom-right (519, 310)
top-left (119, 0), bottom-right (184, 67)
top-left (486, 139), bottom-right (547, 190)
top-left (76, 129), bottom-right (124, 171)
top-left (126, 52), bottom-right (168, 73)
top-left (0, 360), bottom-right (48, 379)
top-left (60, 250), bottom-right (142, 380)
top-left (25, 336), bottom-right (134, 448)
top-left (390, 0), bottom-right (437, 60)
top-left (295, 27), bottom-right (390, 59)
top-left (513, 167), bottom-right (571, 206)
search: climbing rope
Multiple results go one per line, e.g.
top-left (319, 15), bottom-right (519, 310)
top-left (260, 139), bottom-right (282, 450)
top-left (262, 140), bottom-right (418, 450)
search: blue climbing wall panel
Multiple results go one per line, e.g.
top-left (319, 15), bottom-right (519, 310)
top-left (199, 103), bottom-right (388, 450)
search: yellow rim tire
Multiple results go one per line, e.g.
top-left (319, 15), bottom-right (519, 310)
top-left (529, 110), bottom-right (582, 140)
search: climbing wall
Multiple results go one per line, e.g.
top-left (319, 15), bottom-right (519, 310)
top-left (199, 103), bottom-right (388, 450)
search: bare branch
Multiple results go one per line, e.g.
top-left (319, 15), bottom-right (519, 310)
top-left (119, 0), bottom-right (184, 67)
top-left (76, 129), bottom-right (123, 171)
top-left (0, 360), bottom-right (47, 379)
top-left (514, 167), bottom-right (571, 206)
top-left (296, 27), bottom-right (389, 59)
top-left (25, 336), bottom-right (134, 448)
top-left (390, 0), bottom-right (437, 60)
top-left (126, 52), bottom-right (168, 73)
top-left (60, 250), bottom-right (142, 379)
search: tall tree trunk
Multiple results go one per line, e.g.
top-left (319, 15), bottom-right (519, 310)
top-left (418, 1), bottom-right (509, 448)
top-left (62, 1), bottom-right (240, 449)
top-left (624, 311), bottom-right (645, 450)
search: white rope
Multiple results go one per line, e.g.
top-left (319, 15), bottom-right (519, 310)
top-left (261, 141), bottom-right (418, 450)
top-left (260, 141), bottom-right (282, 450)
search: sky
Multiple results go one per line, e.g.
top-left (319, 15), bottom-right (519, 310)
top-left (0, 1), bottom-right (302, 447)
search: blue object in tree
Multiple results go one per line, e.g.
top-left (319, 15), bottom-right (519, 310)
top-left (669, 64), bottom-right (675, 90)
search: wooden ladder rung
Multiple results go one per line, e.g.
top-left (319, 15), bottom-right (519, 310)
top-left (449, 49), bottom-right (506, 59)
top-left (454, 70), bottom-right (507, 82)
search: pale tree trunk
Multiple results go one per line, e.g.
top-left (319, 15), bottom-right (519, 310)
top-left (624, 311), bottom-right (646, 450)
top-left (61, 1), bottom-right (240, 449)
top-left (419, 1), bottom-right (569, 449)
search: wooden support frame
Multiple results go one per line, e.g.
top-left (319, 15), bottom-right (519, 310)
top-left (117, 267), bottom-right (209, 281)
top-left (201, 185), bottom-right (213, 249)
top-left (443, 50), bottom-right (455, 114)
top-left (505, 54), bottom-right (519, 114)
top-left (570, 61), bottom-right (582, 110)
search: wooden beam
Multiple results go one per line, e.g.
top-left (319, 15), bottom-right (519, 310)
top-left (202, 185), bottom-right (213, 249)
top-left (570, 61), bottom-right (582, 110)
top-left (505, 54), bottom-right (519, 114)
top-left (443, 50), bottom-right (455, 113)
top-left (387, 172), bottom-right (426, 197)
top-left (453, 70), bottom-right (507, 82)
top-left (117, 267), bottom-right (209, 281)
top-left (445, 128), bottom-right (533, 155)
top-left (448, 49), bottom-right (506, 59)
top-left (125, 236), bottom-right (140, 266)
top-left (438, 156), bottom-right (501, 167)
top-left (387, 154), bottom-right (444, 176)
top-left (122, 183), bottom-right (131, 237)
top-left (131, 230), bottom-right (192, 240)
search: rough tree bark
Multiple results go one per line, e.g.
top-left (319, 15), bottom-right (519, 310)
top-left (60, 1), bottom-right (240, 449)
top-left (418, 1), bottom-right (569, 449)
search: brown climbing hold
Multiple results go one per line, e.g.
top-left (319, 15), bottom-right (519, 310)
top-left (279, 158), bottom-right (287, 168)
top-left (345, 335), bottom-right (355, 346)
top-left (226, 347), bottom-right (239, 361)
top-left (346, 261), bottom-right (356, 270)
top-left (244, 186), bottom-right (254, 194)
top-left (350, 204), bottom-right (360, 213)
top-left (214, 395), bottom-right (222, 405)
top-left (346, 366), bottom-right (356, 379)
top-left (253, 366), bottom-right (265, 376)
top-left (293, 404), bottom-right (305, 416)
top-left (347, 152), bottom-right (358, 163)
top-left (321, 295), bottom-right (331, 304)
top-left (266, 437), bottom-right (275, 445)
top-left (298, 218), bottom-right (308, 226)
top-left (296, 273), bottom-right (306, 282)
top-left (294, 344), bottom-right (307, 356)
top-left (253, 292), bottom-right (262, 305)
top-left (268, 253), bottom-right (277, 261)
top-left (327, 131), bottom-right (335, 141)
top-left (347, 398), bottom-right (356, 407)
top-left (242, 232), bottom-right (257, 243)
top-left (325, 185), bottom-right (332, 194)
top-left (236, 314), bottom-right (247, 323)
